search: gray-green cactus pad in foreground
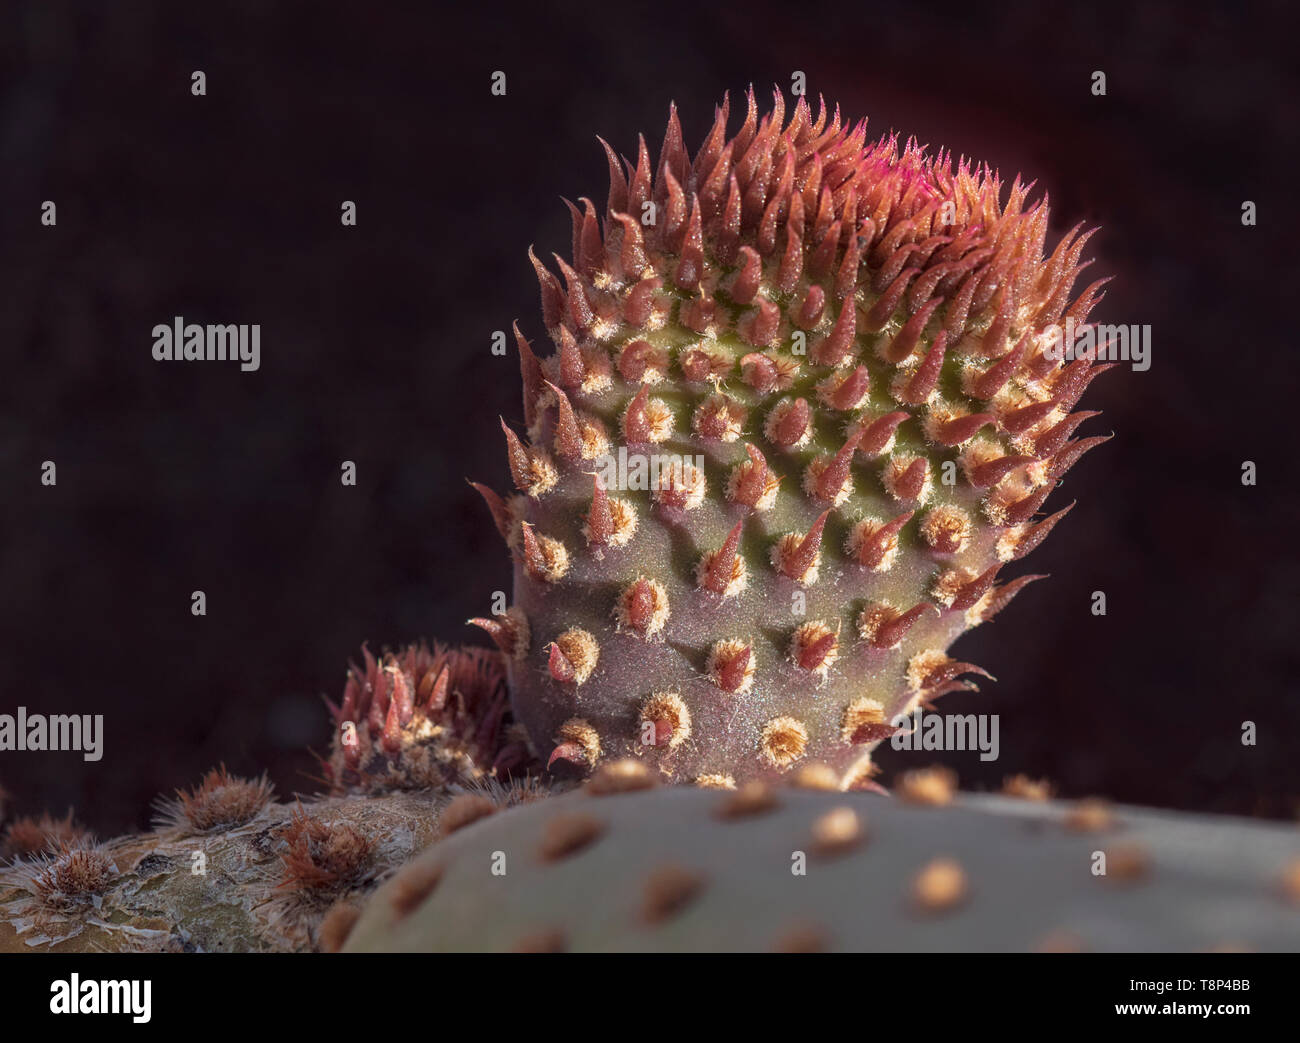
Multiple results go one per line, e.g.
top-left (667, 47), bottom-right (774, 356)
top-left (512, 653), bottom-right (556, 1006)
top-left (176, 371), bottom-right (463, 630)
top-left (343, 783), bottom-right (1300, 952)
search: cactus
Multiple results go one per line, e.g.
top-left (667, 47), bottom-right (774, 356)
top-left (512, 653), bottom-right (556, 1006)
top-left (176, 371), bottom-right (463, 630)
top-left (472, 89), bottom-right (1111, 787)
top-left (0, 639), bottom-right (556, 953)
top-left (321, 640), bottom-right (538, 793)
top-left (0, 771), bottom-right (550, 952)
top-left (341, 767), bottom-right (1300, 953)
top-left (3, 92), bottom-right (1177, 956)
top-left (3, 809), bottom-right (93, 859)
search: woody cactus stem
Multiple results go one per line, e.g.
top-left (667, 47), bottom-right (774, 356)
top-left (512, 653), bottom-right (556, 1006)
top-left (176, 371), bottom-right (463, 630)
top-left (472, 89), bottom-right (1113, 787)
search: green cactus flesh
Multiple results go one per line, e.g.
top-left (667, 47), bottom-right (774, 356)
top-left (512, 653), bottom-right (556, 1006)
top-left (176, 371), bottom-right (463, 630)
top-left (343, 781), bottom-right (1300, 953)
top-left (472, 90), bottom-right (1111, 787)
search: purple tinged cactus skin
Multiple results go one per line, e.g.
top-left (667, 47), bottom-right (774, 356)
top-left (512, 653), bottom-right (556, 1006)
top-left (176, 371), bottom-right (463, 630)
top-left (475, 89), bottom-right (1113, 787)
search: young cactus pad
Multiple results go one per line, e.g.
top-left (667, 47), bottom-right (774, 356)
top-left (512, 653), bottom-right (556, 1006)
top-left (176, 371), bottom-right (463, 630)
top-left (472, 90), bottom-right (1112, 787)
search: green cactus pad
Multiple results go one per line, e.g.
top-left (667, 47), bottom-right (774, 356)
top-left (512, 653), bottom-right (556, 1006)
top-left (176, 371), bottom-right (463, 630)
top-left (343, 782), bottom-right (1300, 953)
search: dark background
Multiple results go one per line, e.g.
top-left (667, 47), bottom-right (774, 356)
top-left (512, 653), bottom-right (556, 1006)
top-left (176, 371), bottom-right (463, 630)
top-left (0, 1), bottom-right (1294, 834)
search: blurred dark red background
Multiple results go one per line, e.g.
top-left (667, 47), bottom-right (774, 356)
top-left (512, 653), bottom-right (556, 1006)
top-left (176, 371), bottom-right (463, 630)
top-left (1, 0), bottom-right (1295, 833)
